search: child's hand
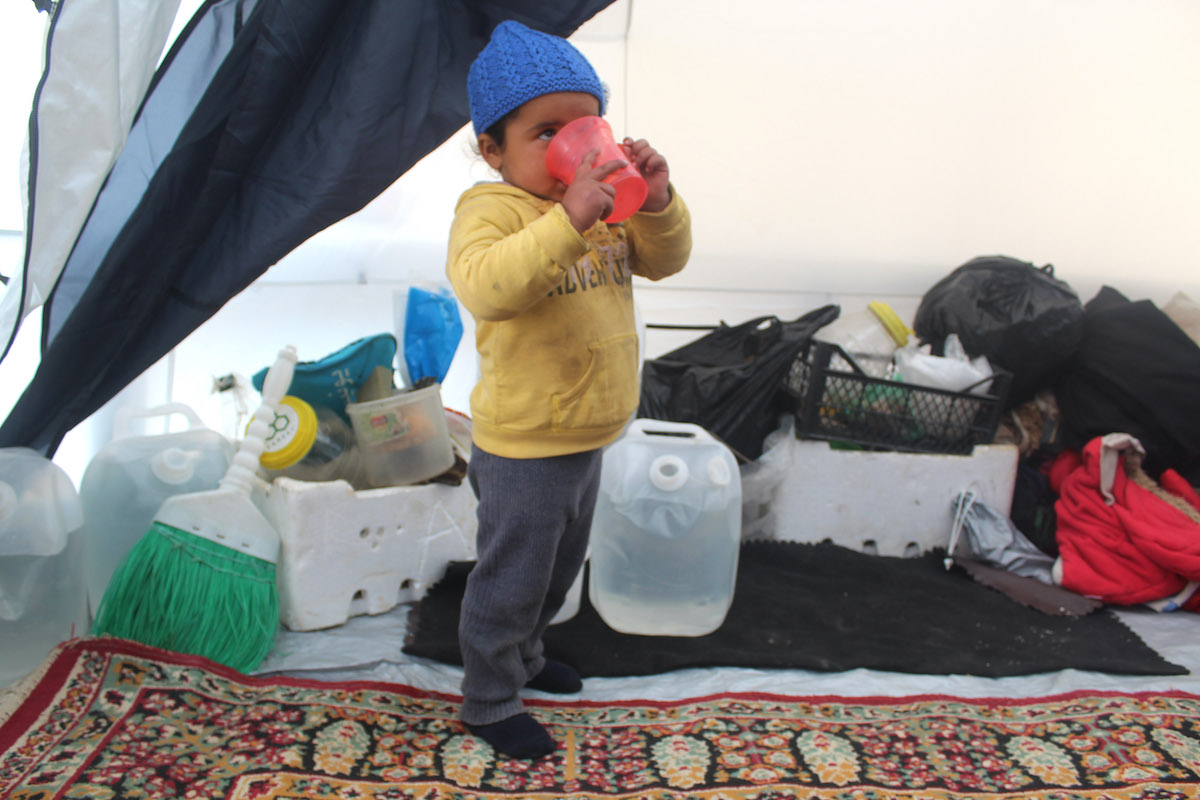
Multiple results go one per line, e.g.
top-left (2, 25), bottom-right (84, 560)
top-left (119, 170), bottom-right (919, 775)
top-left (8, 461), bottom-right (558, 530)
top-left (561, 150), bottom-right (624, 232)
top-left (623, 138), bottom-right (670, 213)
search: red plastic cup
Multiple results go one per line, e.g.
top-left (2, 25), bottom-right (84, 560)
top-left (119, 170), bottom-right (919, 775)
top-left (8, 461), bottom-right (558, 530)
top-left (546, 116), bottom-right (648, 223)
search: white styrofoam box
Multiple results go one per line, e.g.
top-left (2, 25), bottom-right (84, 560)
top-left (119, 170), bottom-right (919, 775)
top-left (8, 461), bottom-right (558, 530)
top-left (768, 439), bottom-right (1019, 557)
top-left (263, 477), bottom-right (478, 631)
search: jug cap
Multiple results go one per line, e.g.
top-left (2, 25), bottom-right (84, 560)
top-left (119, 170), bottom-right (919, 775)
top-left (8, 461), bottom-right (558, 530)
top-left (151, 447), bottom-right (199, 485)
top-left (649, 454), bottom-right (689, 492)
top-left (256, 396), bottom-right (319, 470)
top-left (707, 457), bottom-right (733, 487)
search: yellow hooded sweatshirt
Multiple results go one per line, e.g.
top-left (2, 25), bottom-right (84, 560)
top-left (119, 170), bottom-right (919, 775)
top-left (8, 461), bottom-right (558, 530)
top-left (446, 182), bottom-right (691, 458)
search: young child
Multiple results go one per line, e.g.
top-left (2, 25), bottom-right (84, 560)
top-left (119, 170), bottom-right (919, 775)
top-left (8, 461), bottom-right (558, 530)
top-left (446, 20), bottom-right (692, 759)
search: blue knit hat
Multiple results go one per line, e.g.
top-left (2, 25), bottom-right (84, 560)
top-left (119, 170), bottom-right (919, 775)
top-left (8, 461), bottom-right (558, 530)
top-left (468, 20), bottom-right (606, 137)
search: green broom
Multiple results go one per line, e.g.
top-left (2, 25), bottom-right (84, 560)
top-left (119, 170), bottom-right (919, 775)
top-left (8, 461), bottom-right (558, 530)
top-left (92, 346), bottom-right (298, 673)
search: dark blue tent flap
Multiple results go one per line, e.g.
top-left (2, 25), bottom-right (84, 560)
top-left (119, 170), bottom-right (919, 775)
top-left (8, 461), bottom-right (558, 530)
top-left (0, 0), bottom-right (614, 455)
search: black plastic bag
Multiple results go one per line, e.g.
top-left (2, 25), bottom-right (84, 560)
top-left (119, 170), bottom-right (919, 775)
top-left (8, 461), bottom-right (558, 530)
top-left (638, 306), bottom-right (839, 460)
top-left (1055, 286), bottom-right (1200, 482)
top-left (1009, 458), bottom-right (1059, 557)
top-left (913, 255), bottom-right (1083, 408)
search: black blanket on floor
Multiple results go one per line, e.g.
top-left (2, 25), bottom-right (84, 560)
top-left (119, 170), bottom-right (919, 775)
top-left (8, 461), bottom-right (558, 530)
top-left (403, 540), bottom-right (1185, 678)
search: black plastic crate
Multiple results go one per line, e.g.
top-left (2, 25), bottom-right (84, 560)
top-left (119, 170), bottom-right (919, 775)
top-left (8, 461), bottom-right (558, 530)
top-left (782, 341), bottom-right (1011, 455)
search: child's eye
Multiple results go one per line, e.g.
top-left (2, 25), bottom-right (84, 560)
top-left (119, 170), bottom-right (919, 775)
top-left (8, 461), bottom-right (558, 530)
top-left (537, 128), bottom-right (557, 141)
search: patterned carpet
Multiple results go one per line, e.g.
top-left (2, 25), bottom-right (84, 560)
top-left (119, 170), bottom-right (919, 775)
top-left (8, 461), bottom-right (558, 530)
top-left (4, 637), bottom-right (1200, 799)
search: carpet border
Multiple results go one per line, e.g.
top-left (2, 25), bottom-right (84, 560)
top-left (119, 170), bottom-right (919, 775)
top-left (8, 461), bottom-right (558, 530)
top-left (6, 636), bottom-right (1200, 799)
top-left (0, 637), bottom-right (82, 750)
top-left (2, 635), bottom-right (1200, 727)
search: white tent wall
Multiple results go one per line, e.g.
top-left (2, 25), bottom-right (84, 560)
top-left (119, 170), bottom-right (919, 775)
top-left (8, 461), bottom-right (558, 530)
top-left (2, 0), bottom-right (1199, 485)
top-left (625, 0), bottom-right (1200, 311)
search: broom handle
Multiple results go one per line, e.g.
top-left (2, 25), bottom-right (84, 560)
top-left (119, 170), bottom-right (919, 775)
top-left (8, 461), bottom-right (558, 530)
top-left (220, 346), bottom-right (298, 495)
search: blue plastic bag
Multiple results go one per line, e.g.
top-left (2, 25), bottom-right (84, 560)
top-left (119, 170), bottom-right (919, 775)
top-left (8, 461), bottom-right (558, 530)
top-left (398, 286), bottom-right (463, 385)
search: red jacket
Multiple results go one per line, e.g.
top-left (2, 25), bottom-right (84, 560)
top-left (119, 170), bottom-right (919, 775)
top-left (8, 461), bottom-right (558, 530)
top-left (1051, 434), bottom-right (1200, 607)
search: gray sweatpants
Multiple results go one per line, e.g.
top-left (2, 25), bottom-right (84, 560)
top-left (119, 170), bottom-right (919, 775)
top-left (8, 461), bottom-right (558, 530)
top-left (458, 444), bottom-right (603, 725)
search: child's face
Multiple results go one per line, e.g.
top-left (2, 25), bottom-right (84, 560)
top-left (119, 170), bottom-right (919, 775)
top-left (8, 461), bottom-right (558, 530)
top-left (479, 91), bottom-right (602, 202)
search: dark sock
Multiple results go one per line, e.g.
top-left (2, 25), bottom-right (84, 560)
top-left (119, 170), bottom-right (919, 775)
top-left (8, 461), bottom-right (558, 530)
top-left (526, 657), bottom-right (582, 694)
top-left (467, 713), bottom-right (556, 759)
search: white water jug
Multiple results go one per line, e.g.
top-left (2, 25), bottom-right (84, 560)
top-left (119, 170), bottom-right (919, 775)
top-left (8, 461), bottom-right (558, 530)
top-left (79, 404), bottom-right (233, 613)
top-left (588, 419), bottom-right (741, 636)
top-left (0, 448), bottom-right (87, 687)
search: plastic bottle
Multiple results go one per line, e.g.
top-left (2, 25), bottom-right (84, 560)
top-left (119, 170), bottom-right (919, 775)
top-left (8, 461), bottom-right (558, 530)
top-left (79, 404), bottom-right (234, 615)
top-left (813, 301), bottom-right (911, 378)
top-left (1, 448), bottom-right (87, 687)
top-left (588, 419), bottom-right (742, 636)
top-left (258, 395), bottom-right (369, 488)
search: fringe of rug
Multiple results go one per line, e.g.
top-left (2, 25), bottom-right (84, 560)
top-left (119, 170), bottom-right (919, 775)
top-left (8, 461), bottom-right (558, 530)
top-left (0, 640), bottom-right (69, 728)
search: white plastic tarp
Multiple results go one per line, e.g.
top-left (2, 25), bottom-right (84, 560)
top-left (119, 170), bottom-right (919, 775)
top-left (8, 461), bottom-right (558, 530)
top-left (0, 0), bottom-right (182, 361)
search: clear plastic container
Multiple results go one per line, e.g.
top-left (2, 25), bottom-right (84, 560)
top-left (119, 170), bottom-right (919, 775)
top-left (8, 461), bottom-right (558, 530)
top-left (79, 404), bottom-right (234, 614)
top-left (1, 448), bottom-right (87, 688)
top-left (813, 300), bottom-right (911, 378)
top-left (588, 419), bottom-right (742, 636)
top-left (345, 383), bottom-right (454, 487)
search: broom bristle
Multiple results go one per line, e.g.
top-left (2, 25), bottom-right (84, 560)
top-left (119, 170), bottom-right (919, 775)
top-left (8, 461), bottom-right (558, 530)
top-left (92, 522), bottom-right (279, 673)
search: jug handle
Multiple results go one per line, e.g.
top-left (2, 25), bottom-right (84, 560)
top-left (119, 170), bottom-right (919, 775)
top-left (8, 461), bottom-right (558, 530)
top-left (113, 402), bottom-right (207, 440)
top-left (627, 418), bottom-right (706, 441)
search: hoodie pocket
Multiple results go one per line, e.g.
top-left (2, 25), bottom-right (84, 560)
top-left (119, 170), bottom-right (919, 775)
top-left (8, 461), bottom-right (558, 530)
top-left (552, 333), bottom-right (639, 432)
